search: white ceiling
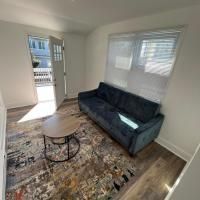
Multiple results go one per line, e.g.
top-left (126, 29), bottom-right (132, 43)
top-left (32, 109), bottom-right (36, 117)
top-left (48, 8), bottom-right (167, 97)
top-left (0, 0), bottom-right (199, 33)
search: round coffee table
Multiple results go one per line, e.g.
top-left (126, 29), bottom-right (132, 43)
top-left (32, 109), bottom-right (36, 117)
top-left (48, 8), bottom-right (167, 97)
top-left (43, 114), bottom-right (80, 162)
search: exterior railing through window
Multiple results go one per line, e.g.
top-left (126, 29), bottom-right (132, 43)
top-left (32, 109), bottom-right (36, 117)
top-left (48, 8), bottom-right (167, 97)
top-left (33, 68), bottom-right (53, 86)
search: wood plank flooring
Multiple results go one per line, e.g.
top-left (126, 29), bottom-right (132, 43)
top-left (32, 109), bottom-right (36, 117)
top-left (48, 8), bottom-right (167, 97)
top-left (7, 100), bottom-right (186, 200)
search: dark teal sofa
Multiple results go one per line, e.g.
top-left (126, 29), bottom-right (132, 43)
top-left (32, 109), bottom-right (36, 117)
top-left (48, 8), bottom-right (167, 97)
top-left (78, 82), bottom-right (164, 155)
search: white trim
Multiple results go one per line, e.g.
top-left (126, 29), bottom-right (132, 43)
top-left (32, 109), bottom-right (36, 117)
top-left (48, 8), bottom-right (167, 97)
top-left (165, 144), bottom-right (200, 200)
top-left (67, 92), bottom-right (78, 99)
top-left (0, 106), bottom-right (7, 200)
top-left (24, 33), bottom-right (38, 104)
top-left (109, 25), bottom-right (185, 38)
top-left (0, 152), bottom-right (6, 200)
top-left (156, 136), bottom-right (192, 162)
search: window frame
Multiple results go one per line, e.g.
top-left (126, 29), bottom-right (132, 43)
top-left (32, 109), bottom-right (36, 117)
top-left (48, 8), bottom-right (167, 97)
top-left (105, 26), bottom-right (185, 102)
top-left (107, 27), bottom-right (183, 77)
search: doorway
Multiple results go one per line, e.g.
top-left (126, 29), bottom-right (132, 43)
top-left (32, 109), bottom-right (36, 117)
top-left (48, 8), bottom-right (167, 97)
top-left (26, 35), bottom-right (56, 121)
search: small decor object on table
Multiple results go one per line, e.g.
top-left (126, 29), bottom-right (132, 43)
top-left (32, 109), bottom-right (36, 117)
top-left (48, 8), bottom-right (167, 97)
top-left (43, 114), bottom-right (80, 162)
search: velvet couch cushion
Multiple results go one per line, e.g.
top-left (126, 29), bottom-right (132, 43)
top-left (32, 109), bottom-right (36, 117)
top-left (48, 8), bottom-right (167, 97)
top-left (79, 96), bottom-right (142, 148)
top-left (117, 92), bottom-right (159, 123)
top-left (96, 82), bottom-right (121, 107)
top-left (97, 82), bottom-right (160, 123)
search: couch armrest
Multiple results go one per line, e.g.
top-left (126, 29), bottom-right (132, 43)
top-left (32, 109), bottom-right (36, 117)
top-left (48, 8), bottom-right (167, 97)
top-left (78, 89), bottom-right (97, 100)
top-left (136, 114), bottom-right (164, 134)
top-left (129, 114), bottom-right (164, 155)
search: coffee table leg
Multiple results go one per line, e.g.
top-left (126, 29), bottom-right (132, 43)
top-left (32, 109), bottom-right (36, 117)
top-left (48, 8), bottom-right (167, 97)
top-left (43, 135), bottom-right (47, 160)
top-left (67, 136), bottom-right (70, 159)
top-left (43, 134), bottom-right (80, 162)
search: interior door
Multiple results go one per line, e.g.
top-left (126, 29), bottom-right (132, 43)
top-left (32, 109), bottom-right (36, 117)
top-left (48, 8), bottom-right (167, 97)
top-left (49, 36), bottom-right (65, 108)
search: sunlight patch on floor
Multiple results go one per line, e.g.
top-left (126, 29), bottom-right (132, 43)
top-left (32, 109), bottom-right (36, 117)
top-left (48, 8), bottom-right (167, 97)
top-left (18, 101), bottom-right (56, 123)
top-left (36, 86), bottom-right (54, 102)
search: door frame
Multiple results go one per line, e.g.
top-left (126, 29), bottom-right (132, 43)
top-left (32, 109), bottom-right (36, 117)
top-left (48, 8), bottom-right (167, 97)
top-left (25, 33), bottom-right (39, 104)
top-left (26, 33), bottom-right (57, 104)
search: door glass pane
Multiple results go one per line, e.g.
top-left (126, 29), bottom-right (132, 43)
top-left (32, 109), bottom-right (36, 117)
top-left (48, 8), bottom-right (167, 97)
top-left (59, 45), bottom-right (62, 53)
top-left (53, 45), bottom-right (57, 53)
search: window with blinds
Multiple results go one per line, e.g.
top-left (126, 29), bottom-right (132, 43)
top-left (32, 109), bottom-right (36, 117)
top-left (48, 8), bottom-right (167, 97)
top-left (136, 31), bottom-right (180, 76)
top-left (107, 35), bottom-right (135, 70)
top-left (105, 28), bottom-right (182, 102)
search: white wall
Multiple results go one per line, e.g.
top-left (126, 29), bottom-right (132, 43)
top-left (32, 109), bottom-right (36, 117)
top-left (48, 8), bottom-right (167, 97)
top-left (85, 5), bottom-right (200, 160)
top-left (64, 33), bottom-right (86, 98)
top-left (0, 20), bottom-right (86, 108)
top-left (166, 144), bottom-right (200, 200)
top-left (0, 20), bottom-right (63, 109)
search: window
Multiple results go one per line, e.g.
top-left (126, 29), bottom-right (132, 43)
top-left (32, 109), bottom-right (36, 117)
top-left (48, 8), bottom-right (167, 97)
top-left (38, 41), bottom-right (45, 50)
top-left (28, 36), bottom-right (51, 69)
top-left (29, 40), bottom-right (36, 49)
top-left (107, 35), bottom-right (135, 70)
top-left (53, 45), bottom-right (62, 62)
top-left (136, 31), bottom-right (180, 76)
top-left (106, 28), bottom-right (182, 102)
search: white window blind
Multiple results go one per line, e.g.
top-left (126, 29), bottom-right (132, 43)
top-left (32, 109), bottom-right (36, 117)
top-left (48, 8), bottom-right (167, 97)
top-left (136, 31), bottom-right (180, 76)
top-left (107, 35), bottom-right (135, 70)
top-left (105, 28), bottom-right (182, 102)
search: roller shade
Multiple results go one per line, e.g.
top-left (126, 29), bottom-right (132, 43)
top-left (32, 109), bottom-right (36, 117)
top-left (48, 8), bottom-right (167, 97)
top-left (136, 31), bottom-right (180, 76)
top-left (107, 34), bottom-right (135, 70)
top-left (105, 28), bottom-right (182, 102)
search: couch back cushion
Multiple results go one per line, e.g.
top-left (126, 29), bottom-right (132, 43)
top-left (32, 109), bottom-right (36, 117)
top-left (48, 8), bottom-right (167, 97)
top-left (117, 92), bottom-right (160, 123)
top-left (97, 82), bottom-right (160, 123)
top-left (97, 82), bottom-right (121, 106)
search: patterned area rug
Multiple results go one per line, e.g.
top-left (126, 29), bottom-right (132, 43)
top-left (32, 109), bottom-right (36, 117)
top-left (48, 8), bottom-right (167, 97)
top-left (6, 102), bottom-right (138, 200)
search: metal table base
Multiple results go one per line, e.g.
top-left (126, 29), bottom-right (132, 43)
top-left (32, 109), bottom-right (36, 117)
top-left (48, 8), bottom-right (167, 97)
top-left (43, 134), bottom-right (80, 162)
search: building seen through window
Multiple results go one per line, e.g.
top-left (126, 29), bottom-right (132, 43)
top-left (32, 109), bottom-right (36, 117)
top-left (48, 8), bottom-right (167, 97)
top-left (28, 36), bottom-right (51, 68)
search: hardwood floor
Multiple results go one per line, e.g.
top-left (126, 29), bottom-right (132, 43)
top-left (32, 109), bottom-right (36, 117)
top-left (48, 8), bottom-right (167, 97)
top-left (114, 142), bottom-right (186, 200)
top-left (7, 101), bottom-right (186, 200)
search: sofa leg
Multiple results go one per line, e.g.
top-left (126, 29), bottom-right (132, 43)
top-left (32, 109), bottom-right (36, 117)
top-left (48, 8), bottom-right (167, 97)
top-left (129, 152), bottom-right (136, 158)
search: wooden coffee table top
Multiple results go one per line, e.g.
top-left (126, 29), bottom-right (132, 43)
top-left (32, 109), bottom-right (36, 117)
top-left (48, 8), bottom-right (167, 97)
top-left (43, 114), bottom-right (80, 138)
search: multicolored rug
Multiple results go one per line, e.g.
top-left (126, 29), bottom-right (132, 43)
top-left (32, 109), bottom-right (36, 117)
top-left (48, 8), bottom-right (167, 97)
top-left (6, 102), bottom-right (138, 200)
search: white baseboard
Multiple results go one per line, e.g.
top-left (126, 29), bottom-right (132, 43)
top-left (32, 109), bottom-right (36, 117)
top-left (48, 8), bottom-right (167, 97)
top-left (6, 102), bottom-right (36, 109)
top-left (156, 136), bottom-right (192, 162)
top-left (66, 93), bottom-right (78, 99)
